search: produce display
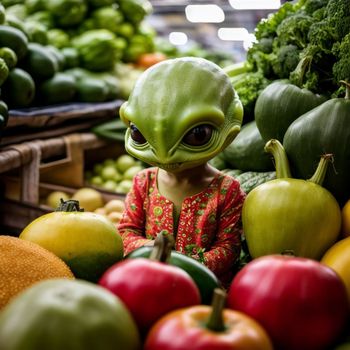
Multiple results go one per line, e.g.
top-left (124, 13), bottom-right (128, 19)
top-left (0, 0), bottom-right (155, 108)
top-left (1, 0), bottom-right (350, 349)
top-left (222, 0), bottom-right (350, 205)
top-left (86, 153), bottom-right (146, 193)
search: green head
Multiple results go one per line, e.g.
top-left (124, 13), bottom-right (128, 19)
top-left (120, 57), bottom-right (243, 172)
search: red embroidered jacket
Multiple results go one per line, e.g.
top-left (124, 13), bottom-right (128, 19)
top-left (117, 167), bottom-right (246, 282)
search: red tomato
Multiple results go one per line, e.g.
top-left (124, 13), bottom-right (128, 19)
top-left (99, 258), bottom-right (200, 333)
top-left (227, 255), bottom-right (349, 350)
top-left (144, 305), bottom-right (273, 350)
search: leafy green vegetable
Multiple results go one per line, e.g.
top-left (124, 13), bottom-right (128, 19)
top-left (91, 6), bottom-right (124, 34)
top-left (332, 33), bottom-right (350, 85)
top-left (232, 71), bottom-right (271, 123)
top-left (72, 29), bottom-right (122, 71)
top-left (326, 0), bottom-right (350, 40)
top-left (276, 13), bottom-right (314, 48)
top-left (247, 0), bottom-right (350, 97)
top-left (45, 0), bottom-right (87, 28)
top-left (47, 28), bottom-right (70, 48)
top-left (271, 44), bottom-right (300, 78)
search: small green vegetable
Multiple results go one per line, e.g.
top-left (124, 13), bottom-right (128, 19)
top-left (72, 29), bottom-right (122, 71)
top-left (45, 0), bottom-right (87, 28)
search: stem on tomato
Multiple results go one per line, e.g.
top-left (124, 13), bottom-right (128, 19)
top-left (206, 288), bottom-right (227, 332)
top-left (55, 199), bottom-right (84, 212)
top-left (149, 231), bottom-right (175, 263)
top-left (264, 139), bottom-right (291, 179)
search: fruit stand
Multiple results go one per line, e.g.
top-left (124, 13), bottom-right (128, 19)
top-left (1, 0), bottom-right (350, 349)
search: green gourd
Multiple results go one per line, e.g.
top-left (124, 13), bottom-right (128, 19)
top-left (243, 139), bottom-right (341, 260)
top-left (283, 83), bottom-right (350, 206)
top-left (223, 120), bottom-right (274, 171)
top-left (255, 80), bottom-right (327, 142)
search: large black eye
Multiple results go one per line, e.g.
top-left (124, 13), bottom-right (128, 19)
top-left (183, 124), bottom-right (213, 146)
top-left (130, 124), bottom-right (146, 144)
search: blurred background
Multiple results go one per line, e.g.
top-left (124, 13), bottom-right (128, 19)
top-left (147, 0), bottom-right (289, 62)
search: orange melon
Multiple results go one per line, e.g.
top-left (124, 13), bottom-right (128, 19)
top-left (0, 235), bottom-right (74, 309)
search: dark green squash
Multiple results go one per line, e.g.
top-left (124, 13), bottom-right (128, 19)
top-left (222, 120), bottom-right (274, 171)
top-left (283, 83), bottom-right (350, 206)
top-left (255, 80), bottom-right (327, 142)
top-left (126, 246), bottom-right (220, 305)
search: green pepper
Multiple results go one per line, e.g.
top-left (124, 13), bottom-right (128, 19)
top-left (118, 0), bottom-right (152, 24)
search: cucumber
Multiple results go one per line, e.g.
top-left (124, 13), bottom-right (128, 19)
top-left (126, 246), bottom-right (220, 305)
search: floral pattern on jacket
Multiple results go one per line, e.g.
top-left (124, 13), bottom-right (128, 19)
top-left (117, 167), bottom-right (246, 282)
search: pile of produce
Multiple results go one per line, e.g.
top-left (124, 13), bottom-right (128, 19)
top-left (0, 0), bottom-right (155, 108)
top-left (1, 217), bottom-right (350, 349)
top-left (86, 153), bottom-right (146, 193)
top-left (221, 0), bottom-right (350, 206)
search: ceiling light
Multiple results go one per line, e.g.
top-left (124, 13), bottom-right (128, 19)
top-left (169, 32), bottom-right (188, 46)
top-left (185, 4), bottom-right (225, 23)
top-left (229, 0), bottom-right (281, 10)
top-left (217, 27), bottom-right (249, 41)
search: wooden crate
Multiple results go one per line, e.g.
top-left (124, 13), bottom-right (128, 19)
top-left (0, 132), bottom-right (126, 233)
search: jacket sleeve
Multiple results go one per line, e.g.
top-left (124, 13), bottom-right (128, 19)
top-left (117, 170), bottom-right (153, 255)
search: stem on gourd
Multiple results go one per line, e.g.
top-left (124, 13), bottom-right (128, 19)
top-left (340, 80), bottom-right (350, 99)
top-left (149, 231), bottom-right (175, 263)
top-left (206, 288), bottom-right (227, 332)
top-left (307, 154), bottom-right (333, 186)
top-left (55, 199), bottom-right (84, 212)
top-left (264, 139), bottom-right (292, 179)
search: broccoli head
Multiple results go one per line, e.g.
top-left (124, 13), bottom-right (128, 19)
top-left (303, 0), bottom-right (329, 15)
top-left (290, 43), bottom-right (335, 94)
top-left (308, 20), bottom-right (337, 54)
top-left (276, 13), bottom-right (315, 48)
top-left (326, 0), bottom-right (350, 40)
top-left (254, 1), bottom-right (296, 40)
top-left (271, 44), bottom-right (301, 79)
top-left (332, 33), bottom-right (350, 84)
top-left (232, 72), bottom-right (271, 123)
